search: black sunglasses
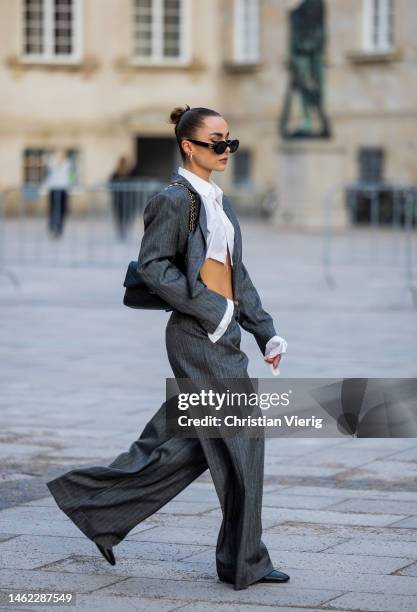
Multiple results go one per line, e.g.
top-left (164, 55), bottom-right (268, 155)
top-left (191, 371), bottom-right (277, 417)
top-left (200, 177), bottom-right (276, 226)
top-left (185, 138), bottom-right (240, 155)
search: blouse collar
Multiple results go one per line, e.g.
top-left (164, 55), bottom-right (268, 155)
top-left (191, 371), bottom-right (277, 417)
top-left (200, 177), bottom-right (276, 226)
top-left (178, 166), bottom-right (223, 207)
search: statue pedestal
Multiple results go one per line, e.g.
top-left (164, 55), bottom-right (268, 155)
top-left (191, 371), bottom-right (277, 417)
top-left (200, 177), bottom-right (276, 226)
top-left (274, 141), bottom-right (349, 230)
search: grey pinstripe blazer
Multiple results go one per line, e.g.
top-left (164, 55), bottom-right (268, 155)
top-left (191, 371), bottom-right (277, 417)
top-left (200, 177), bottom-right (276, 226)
top-left (137, 171), bottom-right (277, 355)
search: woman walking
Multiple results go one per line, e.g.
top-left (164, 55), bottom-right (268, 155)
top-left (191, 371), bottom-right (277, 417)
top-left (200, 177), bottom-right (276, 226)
top-left (41, 149), bottom-right (73, 238)
top-left (46, 105), bottom-right (289, 591)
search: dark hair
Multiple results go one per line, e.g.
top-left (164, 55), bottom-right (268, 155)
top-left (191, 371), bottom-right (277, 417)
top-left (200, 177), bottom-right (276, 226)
top-left (169, 104), bottom-right (221, 162)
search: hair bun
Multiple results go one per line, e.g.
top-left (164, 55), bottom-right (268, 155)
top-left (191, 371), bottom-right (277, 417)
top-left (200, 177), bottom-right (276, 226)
top-left (169, 104), bottom-right (191, 126)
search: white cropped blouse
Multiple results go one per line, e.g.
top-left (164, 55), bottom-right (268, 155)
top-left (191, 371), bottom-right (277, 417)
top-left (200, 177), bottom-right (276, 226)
top-left (177, 166), bottom-right (287, 375)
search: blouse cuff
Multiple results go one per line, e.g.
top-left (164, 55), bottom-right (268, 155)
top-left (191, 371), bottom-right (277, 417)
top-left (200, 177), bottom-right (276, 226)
top-left (265, 335), bottom-right (288, 357)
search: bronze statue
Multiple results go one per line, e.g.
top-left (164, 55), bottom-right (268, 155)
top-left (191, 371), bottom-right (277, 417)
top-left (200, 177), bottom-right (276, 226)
top-left (280, 0), bottom-right (331, 138)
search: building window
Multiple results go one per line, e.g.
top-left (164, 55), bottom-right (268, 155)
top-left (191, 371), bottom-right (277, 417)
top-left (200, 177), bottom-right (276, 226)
top-left (363, 0), bottom-right (394, 52)
top-left (132, 0), bottom-right (191, 64)
top-left (23, 148), bottom-right (80, 184)
top-left (22, 0), bottom-right (82, 62)
top-left (233, 149), bottom-right (252, 188)
top-left (233, 0), bottom-right (260, 63)
top-left (358, 147), bottom-right (385, 183)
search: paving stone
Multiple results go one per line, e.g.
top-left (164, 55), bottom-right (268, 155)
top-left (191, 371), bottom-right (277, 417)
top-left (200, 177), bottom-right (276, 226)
top-left (321, 538), bottom-right (417, 558)
top-left (16, 497), bottom-right (71, 508)
top-left (65, 595), bottom-right (187, 612)
top-left (321, 591), bottom-right (417, 611)
top-left (128, 513), bottom-right (278, 532)
top-left (182, 548), bottom-right (413, 575)
top-left (324, 498), bottom-right (417, 515)
top-left (0, 530), bottom-right (209, 564)
top-left (389, 516), bottom-right (417, 528)
top-left (0, 590), bottom-right (183, 612)
top-left (126, 525), bottom-right (345, 553)
top-left (397, 562), bottom-right (417, 577)
top-left (206, 506), bottom-right (409, 527)
top-left (265, 521), bottom-right (417, 542)
top-left (0, 569), bottom-right (125, 594)
top-left (0, 550), bottom-right (67, 571)
top-left (263, 493), bottom-right (344, 509)
top-left (277, 485), bottom-right (417, 502)
top-left (98, 538), bottom-right (210, 563)
top-left (246, 567), bottom-right (417, 596)
top-left (0, 535), bottom-right (16, 544)
top-left (0, 505), bottom-right (70, 523)
top-left (177, 605), bottom-right (342, 612)
top-left (389, 446), bottom-right (417, 462)
top-left (41, 555), bottom-right (218, 583)
top-left (90, 575), bottom-right (344, 607)
top-left (288, 448), bottom-right (403, 469)
top-left (0, 518), bottom-right (81, 538)
top-left (173, 487), bottom-right (222, 503)
top-left (259, 463), bottom-right (346, 477)
top-left (349, 460), bottom-right (417, 483)
top-left (155, 500), bottom-right (219, 515)
top-left (76, 596), bottom-right (191, 612)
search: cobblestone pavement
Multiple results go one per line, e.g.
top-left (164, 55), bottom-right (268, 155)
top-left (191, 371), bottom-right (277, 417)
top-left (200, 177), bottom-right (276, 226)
top-left (0, 219), bottom-right (416, 611)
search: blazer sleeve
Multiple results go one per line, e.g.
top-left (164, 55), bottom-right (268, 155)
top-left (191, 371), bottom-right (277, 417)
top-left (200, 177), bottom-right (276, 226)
top-left (237, 261), bottom-right (278, 355)
top-left (137, 191), bottom-right (229, 335)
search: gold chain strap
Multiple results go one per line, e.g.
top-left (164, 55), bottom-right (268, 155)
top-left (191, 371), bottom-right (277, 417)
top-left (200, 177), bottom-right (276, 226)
top-left (165, 182), bottom-right (197, 233)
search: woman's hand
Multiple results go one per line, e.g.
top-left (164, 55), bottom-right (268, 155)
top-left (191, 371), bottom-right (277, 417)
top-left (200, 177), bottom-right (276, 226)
top-left (264, 335), bottom-right (287, 376)
top-left (264, 353), bottom-right (282, 370)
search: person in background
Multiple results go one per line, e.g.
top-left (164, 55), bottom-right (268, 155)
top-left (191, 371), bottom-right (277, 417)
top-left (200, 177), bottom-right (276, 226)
top-left (109, 155), bottom-right (135, 239)
top-left (41, 149), bottom-right (73, 238)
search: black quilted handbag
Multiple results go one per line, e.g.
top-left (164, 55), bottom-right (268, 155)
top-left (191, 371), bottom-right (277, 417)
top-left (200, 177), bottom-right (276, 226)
top-left (123, 182), bottom-right (197, 310)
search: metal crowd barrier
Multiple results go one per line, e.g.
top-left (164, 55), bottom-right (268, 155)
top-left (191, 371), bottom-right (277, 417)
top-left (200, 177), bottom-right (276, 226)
top-left (323, 182), bottom-right (417, 307)
top-left (0, 180), bottom-right (277, 272)
top-left (0, 181), bottom-right (166, 270)
top-left (1, 180), bottom-right (415, 306)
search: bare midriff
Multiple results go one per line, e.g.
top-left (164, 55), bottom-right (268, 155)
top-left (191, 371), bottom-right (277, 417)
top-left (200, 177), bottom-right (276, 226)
top-left (199, 246), bottom-right (239, 305)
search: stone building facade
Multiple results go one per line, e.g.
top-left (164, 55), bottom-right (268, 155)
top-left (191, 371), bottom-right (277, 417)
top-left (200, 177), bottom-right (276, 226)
top-left (0, 0), bottom-right (415, 222)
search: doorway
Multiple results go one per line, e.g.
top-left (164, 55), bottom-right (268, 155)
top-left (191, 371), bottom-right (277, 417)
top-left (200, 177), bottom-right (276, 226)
top-left (133, 136), bottom-right (181, 181)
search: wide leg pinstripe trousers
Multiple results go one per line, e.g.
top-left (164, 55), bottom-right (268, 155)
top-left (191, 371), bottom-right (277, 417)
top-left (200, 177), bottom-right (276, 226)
top-left (46, 303), bottom-right (274, 590)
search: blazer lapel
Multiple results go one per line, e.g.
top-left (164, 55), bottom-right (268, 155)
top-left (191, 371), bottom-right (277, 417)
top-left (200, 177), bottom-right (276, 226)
top-left (221, 195), bottom-right (239, 269)
top-left (221, 194), bottom-right (241, 298)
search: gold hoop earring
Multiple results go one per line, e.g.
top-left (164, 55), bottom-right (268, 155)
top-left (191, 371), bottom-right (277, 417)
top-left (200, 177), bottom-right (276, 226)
top-left (188, 152), bottom-right (193, 162)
